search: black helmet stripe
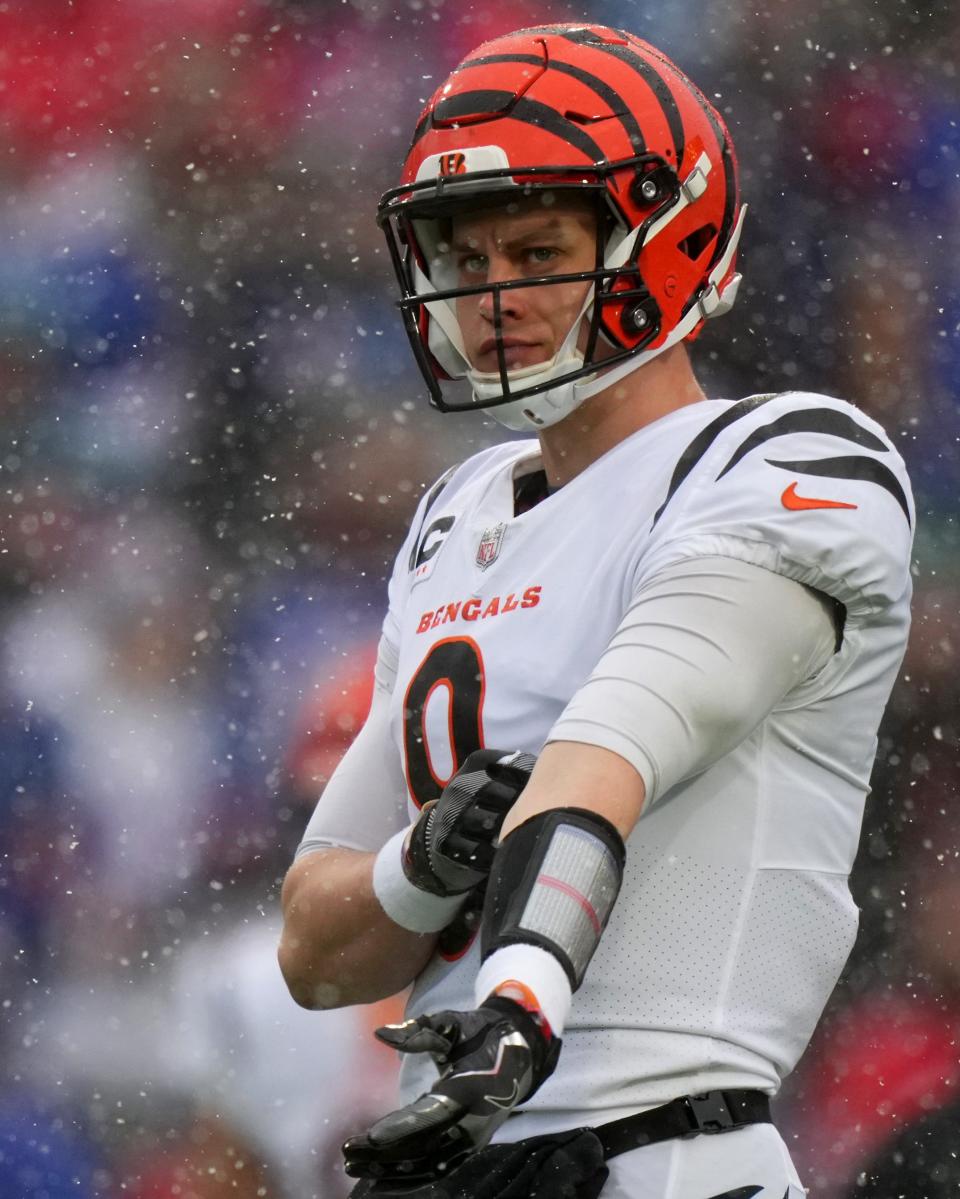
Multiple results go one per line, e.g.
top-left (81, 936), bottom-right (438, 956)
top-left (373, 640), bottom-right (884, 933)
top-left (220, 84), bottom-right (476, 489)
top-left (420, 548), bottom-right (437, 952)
top-left (667, 74), bottom-right (737, 264)
top-left (515, 24), bottom-right (585, 35)
top-left (412, 91), bottom-right (608, 161)
top-left (408, 56), bottom-right (547, 152)
top-left (410, 109), bottom-right (430, 148)
top-left (709, 140), bottom-right (737, 270)
top-left (561, 31), bottom-right (685, 163)
top-left (638, 46), bottom-right (738, 266)
top-left (458, 53), bottom-right (647, 153)
top-left (466, 53), bottom-right (544, 67)
top-left (488, 95), bottom-right (608, 159)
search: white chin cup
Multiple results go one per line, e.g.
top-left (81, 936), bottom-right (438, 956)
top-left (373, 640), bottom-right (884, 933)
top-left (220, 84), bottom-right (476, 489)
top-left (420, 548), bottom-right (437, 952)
top-left (469, 353), bottom-right (587, 431)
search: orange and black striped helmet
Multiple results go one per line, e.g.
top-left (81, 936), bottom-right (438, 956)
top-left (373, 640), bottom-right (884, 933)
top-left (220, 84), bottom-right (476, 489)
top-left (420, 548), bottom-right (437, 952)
top-left (378, 23), bottom-right (746, 430)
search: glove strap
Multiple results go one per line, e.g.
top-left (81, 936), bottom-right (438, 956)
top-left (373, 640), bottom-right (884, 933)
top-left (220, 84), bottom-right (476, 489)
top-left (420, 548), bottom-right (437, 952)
top-left (372, 828), bottom-right (466, 934)
top-left (480, 993), bottom-right (563, 1099)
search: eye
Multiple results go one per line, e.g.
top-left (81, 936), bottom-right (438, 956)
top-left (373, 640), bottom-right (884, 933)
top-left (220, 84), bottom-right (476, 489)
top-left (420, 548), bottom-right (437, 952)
top-left (458, 252), bottom-right (487, 275)
top-left (526, 246), bottom-right (558, 265)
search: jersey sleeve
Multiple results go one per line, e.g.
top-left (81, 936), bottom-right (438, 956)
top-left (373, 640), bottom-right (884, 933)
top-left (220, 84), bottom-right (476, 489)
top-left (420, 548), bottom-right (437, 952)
top-left (295, 632), bottom-right (408, 854)
top-left (637, 392), bottom-right (915, 620)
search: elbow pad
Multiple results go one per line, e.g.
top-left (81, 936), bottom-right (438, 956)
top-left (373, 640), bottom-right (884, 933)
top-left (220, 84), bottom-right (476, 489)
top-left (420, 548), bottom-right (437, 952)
top-left (480, 808), bottom-right (625, 992)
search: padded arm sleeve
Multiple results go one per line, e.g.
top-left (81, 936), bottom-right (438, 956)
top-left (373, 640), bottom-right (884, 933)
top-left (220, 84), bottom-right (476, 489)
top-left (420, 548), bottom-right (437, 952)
top-left (547, 556), bottom-right (836, 807)
top-left (295, 633), bottom-right (409, 856)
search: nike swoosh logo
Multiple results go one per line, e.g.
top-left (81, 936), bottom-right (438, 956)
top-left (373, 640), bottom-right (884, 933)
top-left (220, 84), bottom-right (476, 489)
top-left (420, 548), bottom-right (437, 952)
top-left (701, 1188), bottom-right (764, 1199)
top-left (781, 481), bottom-right (857, 511)
top-left (484, 1077), bottom-right (522, 1111)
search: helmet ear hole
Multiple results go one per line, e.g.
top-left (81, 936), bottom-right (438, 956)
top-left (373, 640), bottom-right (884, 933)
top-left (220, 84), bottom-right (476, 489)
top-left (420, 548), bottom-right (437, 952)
top-left (678, 224), bottom-right (717, 262)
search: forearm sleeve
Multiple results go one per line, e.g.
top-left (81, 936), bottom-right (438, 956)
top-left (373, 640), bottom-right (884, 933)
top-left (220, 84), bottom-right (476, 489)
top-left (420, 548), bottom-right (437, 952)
top-left (296, 634), bottom-right (409, 855)
top-left (548, 556), bottom-right (837, 806)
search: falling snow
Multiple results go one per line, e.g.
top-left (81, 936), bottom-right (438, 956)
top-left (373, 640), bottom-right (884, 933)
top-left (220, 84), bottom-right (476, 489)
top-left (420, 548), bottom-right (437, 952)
top-left (0, 1), bottom-right (956, 1198)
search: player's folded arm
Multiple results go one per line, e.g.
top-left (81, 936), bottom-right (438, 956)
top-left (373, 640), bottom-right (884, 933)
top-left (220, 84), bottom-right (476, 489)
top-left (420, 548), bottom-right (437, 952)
top-left (280, 630), bottom-right (536, 1009)
top-left (278, 632), bottom-right (434, 1009)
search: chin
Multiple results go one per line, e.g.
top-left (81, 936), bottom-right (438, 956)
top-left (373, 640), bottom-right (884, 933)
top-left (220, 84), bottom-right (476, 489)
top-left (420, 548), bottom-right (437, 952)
top-left (475, 350), bottom-right (548, 373)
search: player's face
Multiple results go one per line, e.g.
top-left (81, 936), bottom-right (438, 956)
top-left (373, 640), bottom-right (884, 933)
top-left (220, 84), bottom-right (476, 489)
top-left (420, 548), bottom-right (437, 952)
top-left (448, 196), bottom-right (598, 373)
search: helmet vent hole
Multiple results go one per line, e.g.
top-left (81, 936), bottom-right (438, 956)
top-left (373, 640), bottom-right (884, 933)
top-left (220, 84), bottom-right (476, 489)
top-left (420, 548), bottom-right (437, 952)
top-left (678, 224), bottom-right (717, 261)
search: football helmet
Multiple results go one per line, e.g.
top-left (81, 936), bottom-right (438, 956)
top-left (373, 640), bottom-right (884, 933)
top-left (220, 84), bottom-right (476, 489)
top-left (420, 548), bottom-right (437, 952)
top-left (378, 23), bottom-right (746, 431)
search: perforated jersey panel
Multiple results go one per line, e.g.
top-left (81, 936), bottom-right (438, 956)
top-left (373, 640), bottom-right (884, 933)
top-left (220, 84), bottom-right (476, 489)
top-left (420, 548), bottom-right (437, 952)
top-left (722, 868), bottom-right (858, 1060)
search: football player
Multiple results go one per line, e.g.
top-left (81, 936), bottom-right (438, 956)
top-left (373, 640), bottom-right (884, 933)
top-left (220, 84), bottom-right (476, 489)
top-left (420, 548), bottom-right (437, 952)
top-left (279, 24), bottom-right (914, 1199)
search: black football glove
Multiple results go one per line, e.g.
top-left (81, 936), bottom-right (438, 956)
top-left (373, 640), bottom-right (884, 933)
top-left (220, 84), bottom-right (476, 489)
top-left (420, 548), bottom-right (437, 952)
top-left (342, 995), bottom-right (560, 1185)
top-left (403, 749), bottom-right (535, 897)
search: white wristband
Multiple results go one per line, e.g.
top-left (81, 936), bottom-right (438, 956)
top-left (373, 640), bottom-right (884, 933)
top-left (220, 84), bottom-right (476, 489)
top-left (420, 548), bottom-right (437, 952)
top-left (372, 828), bottom-right (466, 934)
top-left (475, 943), bottom-right (573, 1036)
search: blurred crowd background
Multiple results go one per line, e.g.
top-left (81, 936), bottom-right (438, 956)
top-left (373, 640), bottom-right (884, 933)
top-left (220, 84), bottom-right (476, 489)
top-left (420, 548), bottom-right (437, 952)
top-left (0, 0), bottom-right (956, 1195)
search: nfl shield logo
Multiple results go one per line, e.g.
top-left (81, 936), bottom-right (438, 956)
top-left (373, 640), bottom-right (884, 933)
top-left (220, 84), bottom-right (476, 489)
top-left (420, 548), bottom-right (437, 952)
top-left (476, 522), bottom-right (506, 570)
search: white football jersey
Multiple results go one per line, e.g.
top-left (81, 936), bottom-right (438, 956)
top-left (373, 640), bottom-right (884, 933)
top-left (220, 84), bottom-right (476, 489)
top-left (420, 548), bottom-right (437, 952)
top-left (345, 392), bottom-right (913, 1126)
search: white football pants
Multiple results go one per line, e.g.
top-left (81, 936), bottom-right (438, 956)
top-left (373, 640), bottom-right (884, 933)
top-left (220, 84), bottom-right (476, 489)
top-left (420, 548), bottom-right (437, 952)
top-left (601, 1123), bottom-right (805, 1199)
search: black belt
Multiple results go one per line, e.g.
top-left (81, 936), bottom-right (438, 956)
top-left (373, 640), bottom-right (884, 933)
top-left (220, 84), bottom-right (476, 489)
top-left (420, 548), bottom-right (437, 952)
top-left (593, 1089), bottom-right (772, 1161)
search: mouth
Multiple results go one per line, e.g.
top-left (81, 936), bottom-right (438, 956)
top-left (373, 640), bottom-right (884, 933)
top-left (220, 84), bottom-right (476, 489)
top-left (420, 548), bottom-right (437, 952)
top-left (476, 337), bottom-right (544, 369)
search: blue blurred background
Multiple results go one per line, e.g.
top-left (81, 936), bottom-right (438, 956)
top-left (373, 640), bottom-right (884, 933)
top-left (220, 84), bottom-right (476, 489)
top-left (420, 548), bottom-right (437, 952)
top-left (0, 1), bottom-right (957, 1196)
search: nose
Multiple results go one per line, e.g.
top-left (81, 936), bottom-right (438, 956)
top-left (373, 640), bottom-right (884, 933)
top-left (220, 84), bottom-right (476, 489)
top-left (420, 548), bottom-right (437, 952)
top-left (476, 253), bottom-right (525, 324)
